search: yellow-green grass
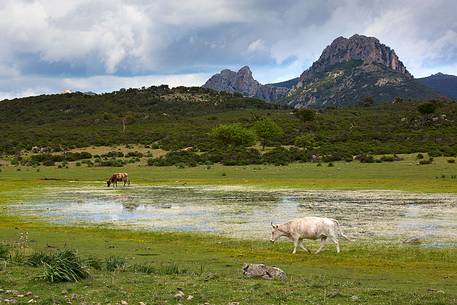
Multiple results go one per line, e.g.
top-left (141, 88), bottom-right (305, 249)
top-left (1, 155), bottom-right (457, 192)
top-left (1, 159), bottom-right (457, 304)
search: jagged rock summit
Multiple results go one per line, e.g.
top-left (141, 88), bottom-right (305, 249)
top-left (202, 66), bottom-right (288, 101)
top-left (298, 34), bottom-right (412, 83)
top-left (286, 34), bottom-right (438, 107)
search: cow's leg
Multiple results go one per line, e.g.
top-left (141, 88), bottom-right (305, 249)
top-left (315, 236), bottom-right (327, 254)
top-left (330, 236), bottom-right (340, 253)
top-left (292, 239), bottom-right (299, 254)
top-left (299, 240), bottom-right (311, 253)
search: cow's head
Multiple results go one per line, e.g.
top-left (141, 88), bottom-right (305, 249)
top-left (107, 180), bottom-right (111, 187)
top-left (270, 222), bottom-right (286, 243)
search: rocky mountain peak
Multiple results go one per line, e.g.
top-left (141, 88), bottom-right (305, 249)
top-left (202, 66), bottom-right (288, 101)
top-left (299, 34), bottom-right (412, 83)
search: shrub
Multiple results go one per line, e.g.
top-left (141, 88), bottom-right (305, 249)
top-left (130, 263), bottom-right (155, 274)
top-left (419, 159), bottom-right (433, 165)
top-left (221, 148), bottom-right (262, 166)
top-left (262, 147), bottom-right (293, 166)
top-left (157, 263), bottom-right (190, 275)
top-left (294, 134), bottom-right (316, 149)
top-left (105, 256), bottom-right (127, 272)
top-left (26, 252), bottom-right (53, 267)
top-left (149, 151), bottom-right (201, 167)
top-left (380, 155), bottom-right (395, 162)
top-left (212, 124), bottom-right (256, 147)
top-left (359, 154), bottom-right (375, 163)
top-left (0, 243), bottom-right (10, 260)
top-left (85, 256), bottom-right (103, 270)
top-left (41, 249), bottom-right (89, 283)
top-left (99, 159), bottom-right (126, 167)
top-left (253, 118), bottom-right (283, 150)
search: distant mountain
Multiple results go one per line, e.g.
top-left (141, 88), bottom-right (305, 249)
top-left (268, 77), bottom-right (299, 89)
top-left (285, 34), bottom-right (439, 107)
top-left (417, 73), bottom-right (457, 99)
top-left (202, 66), bottom-right (289, 102)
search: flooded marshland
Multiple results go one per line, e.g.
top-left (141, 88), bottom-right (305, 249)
top-left (8, 186), bottom-right (457, 245)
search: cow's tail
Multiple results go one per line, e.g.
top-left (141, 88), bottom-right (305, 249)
top-left (332, 219), bottom-right (352, 241)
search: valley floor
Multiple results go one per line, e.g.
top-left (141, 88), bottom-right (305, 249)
top-left (0, 160), bottom-right (457, 304)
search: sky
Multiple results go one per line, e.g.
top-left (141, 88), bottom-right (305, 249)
top-left (1, 0), bottom-right (457, 100)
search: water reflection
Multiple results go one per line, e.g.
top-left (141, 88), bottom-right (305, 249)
top-left (9, 186), bottom-right (457, 244)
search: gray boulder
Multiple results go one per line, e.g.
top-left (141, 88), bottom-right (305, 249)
top-left (242, 263), bottom-right (286, 280)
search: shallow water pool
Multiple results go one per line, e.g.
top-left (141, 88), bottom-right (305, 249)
top-left (8, 185), bottom-right (457, 244)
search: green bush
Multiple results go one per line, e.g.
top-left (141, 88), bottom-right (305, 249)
top-left (99, 159), bottom-right (126, 167)
top-left (130, 263), bottom-right (156, 274)
top-left (85, 256), bottom-right (103, 270)
top-left (0, 243), bottom-right (10, 260)
top-left (220, 148), bottom-right (262, 166)
top-left (105, 256), bottom-right (127, 272)
top-left (419, 159), bottom-right (433, 165)
top-left (359, 154), bottom-right (375, 163)
top-left (26, 252), bottom-right (53, 267)
top-left (40, 249), bottom-right (89, 283)
top-left (380, 155), bottom-right (395, 162)
top-left (149, 151), bottom-right (201, 167)
top-left (253, 118), bottom-right (283, 150)
top-left (294, 134), bottom-right (316, 149)
top-left (212, 123), bottom-right (256, 147)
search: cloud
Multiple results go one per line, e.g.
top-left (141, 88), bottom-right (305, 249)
top-left (0, 73), bottom-right (211, 101)
top-left (0, 0), bottom-right (456, 98)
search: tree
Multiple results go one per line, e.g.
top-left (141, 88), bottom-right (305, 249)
top-left (417, 102), bottom-right (438, 115)
top-left (393, 96), bottom-right (403, 104)
top-left (360, 96), bottom-right (374, 107)
top-left (253, 118), bottom-right (283, 150)
top-left (294, 108), bottom-right (316, 125)
top-left (294, 134), bottom-right (316, 149)
top-left (211, 124), bottom-right (256, 147)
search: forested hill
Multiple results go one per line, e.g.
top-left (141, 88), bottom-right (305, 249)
top-left (0, 86), bottom-right (279, 124)
top-left (0, 86), bottom-right (284, 153)
top-left (1, 86), bottom-right (457, 160)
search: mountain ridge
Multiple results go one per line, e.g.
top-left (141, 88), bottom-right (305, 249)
top-left (417, 73), bottom-right (457, 99)
top-left (203, 34), bottom-right (444, 107)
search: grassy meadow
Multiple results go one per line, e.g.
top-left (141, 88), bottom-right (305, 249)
top-left (1, 154), bottom-right (457, 192)
top-left (0, 158), bottom-right (457, 304)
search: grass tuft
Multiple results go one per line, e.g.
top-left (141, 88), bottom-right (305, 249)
top-left (40, 249), bottom-right (89, 283)
top-left (105, 255), bottom-right (127, 272)
top-left (26, 251), bottom-right (53, 267)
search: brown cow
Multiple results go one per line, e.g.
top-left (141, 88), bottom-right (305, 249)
top-left (107, 173), bottom-right (130, 187)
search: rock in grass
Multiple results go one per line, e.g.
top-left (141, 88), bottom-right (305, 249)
top-left (402, 237), bottom-right (422, 244)
top-left (242, 263), bottom-right (286, 280)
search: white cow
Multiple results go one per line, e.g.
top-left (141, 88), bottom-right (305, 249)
top-left (270, 217), bottom-right (351, 254)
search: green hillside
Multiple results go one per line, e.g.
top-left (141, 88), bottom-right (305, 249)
top-left (1, 86), bottom-right (456, 161)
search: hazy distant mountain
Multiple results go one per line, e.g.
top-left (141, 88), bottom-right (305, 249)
top-left (268, 77), bottom-right (299, 89)
top-left (417, 73), bottom-right (457, 99)
top-left (285, 34), bottom-right (439, 107)
top-left (202, 66), bottom-right (289, 101)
